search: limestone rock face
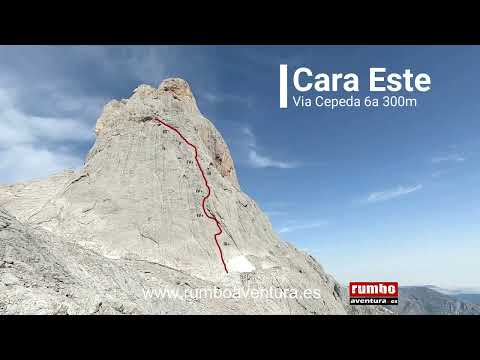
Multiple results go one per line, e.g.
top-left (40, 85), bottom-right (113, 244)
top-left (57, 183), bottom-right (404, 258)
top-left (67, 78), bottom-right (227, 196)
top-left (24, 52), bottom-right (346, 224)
top-left (0, 78), bottom-right (374, 314)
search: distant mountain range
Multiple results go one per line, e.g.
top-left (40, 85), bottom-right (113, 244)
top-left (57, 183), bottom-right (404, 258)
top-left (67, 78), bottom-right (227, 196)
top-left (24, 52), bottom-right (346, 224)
top-left (395, 286), bottom-right (480, 315)
top-left (425, 285), bottom-right (480, 296)
top-left (424, 285), bottom-right (480, 306)
top-left (455, 293), bottom-right (480, 305)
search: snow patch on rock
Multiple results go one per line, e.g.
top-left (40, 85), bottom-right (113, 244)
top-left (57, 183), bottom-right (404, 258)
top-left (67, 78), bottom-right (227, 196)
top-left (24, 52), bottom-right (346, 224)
top-left (227, 255), bottom-right (256, 273)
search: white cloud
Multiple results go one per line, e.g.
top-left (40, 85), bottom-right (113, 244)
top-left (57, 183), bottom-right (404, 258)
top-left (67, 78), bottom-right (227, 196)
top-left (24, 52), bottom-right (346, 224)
top-left (0, 89), bottom-right (94, 145)
top-left (248, 151), bottom-right (298, 169)
top-left (202, 92), bottom-right (253, 108)
top-left (121, 46), bottom-right (171, 85)
top-left (203, 92), bottom-right (221, 103)
top-left (263, 202), bottom-right (292, 219)
top-left (0, 88), bottom-right (92, 183)
top-left (265, 210), bottom-right (288, 217)
top-left (241, 126), bottom-right (300, 169)
top-left (278, 221), bottom-right (328, 234)
top-left (364, 184), bottom-right (423, 204)
top-left (431, 154), bottom-right (465, 163)
top-left (432, 170), bottom-right (448, 178)
top-left (0, 144), bottom-right (83, 184)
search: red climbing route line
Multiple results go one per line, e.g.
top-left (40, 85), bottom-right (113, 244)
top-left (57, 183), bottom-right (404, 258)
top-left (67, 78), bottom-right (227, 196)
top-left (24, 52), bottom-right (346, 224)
top-left (152, 117), bottom-right (229, 273)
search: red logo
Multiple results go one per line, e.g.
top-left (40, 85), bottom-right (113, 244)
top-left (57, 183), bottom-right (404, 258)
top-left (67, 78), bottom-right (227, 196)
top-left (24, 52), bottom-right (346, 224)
top-left (349, 282), bottom-right (399, 305)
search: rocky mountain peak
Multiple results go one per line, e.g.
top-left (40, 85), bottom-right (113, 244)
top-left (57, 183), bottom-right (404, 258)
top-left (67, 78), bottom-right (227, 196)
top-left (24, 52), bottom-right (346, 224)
top-left (0, 78), bottom-right (378, 314)
top-left (159, 77), bottom-right (195, 99)
top-left (92, 78), bottom-right (238, 188)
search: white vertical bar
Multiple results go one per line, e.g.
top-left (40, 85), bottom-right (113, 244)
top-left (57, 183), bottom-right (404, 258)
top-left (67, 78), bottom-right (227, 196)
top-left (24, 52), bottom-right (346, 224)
top-left (279, 64), bottom-right (288, 108)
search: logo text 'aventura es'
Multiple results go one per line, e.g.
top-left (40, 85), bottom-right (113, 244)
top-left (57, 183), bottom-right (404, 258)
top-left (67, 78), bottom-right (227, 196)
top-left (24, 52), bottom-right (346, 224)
top-left (349, 282), bottom-right (399, 305)
top-left (279, 65), bottom-right (431, 109)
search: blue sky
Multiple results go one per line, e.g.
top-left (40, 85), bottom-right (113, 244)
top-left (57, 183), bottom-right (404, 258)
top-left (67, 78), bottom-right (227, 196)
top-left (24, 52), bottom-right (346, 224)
top-left (0, 45), bottom-right (479, 289)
